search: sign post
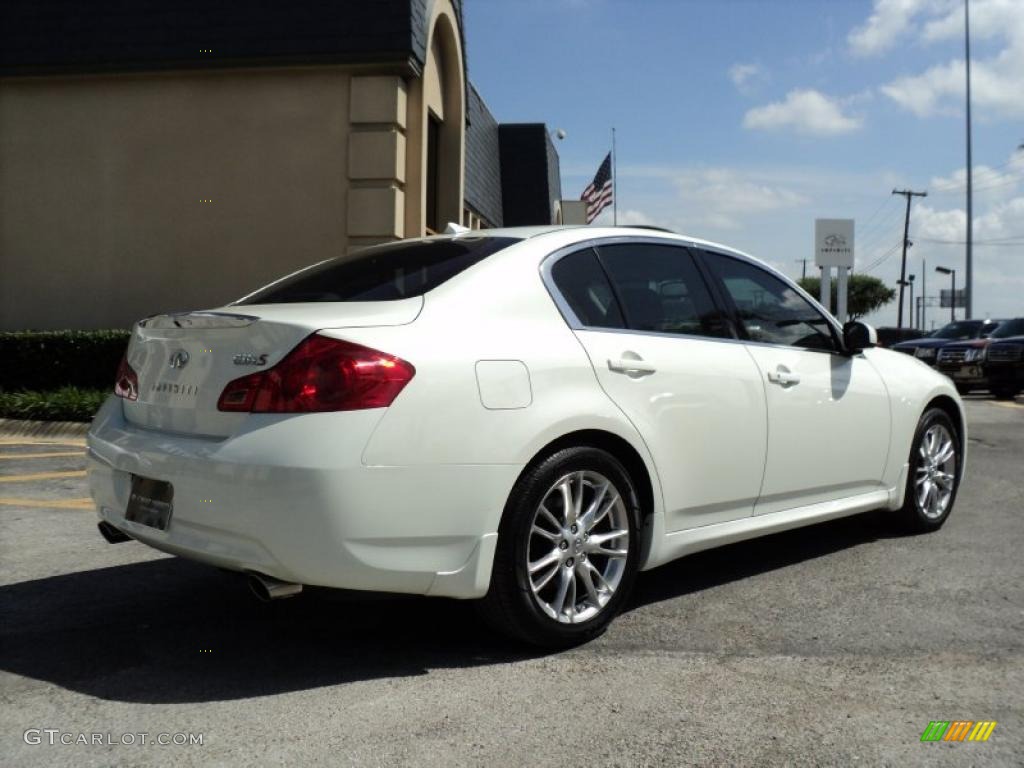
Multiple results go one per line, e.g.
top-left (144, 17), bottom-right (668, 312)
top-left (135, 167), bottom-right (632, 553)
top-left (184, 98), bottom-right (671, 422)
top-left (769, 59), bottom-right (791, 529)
top-left (814, 219), bottom-right (855, 322)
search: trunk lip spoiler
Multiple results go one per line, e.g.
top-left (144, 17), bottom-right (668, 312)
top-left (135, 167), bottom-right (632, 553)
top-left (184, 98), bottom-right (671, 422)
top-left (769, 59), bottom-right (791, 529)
top-left (138, 311), bottom-right (260, 330)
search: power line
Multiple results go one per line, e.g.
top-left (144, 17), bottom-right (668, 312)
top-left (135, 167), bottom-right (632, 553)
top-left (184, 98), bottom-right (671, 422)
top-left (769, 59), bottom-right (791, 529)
top-left (861, 241), bottom-right (902, 274)
top-left (859, 195), bottom-right (898, 230)
top-left (914, 237), bottom-right (1024, 246)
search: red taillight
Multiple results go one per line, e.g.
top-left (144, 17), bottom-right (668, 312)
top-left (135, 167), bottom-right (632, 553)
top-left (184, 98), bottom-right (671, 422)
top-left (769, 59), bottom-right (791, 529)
top-left (217, 335), bottom-right (415, 413)
top-left (114, 354), bottom-right (139, 401)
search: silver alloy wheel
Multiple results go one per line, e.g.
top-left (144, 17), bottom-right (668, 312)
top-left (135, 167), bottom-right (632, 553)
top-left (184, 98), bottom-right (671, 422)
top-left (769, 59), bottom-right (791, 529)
top-left (914, 423), bottom-right (957, 520)
top-left (526, 470), bottom-right (630, 624)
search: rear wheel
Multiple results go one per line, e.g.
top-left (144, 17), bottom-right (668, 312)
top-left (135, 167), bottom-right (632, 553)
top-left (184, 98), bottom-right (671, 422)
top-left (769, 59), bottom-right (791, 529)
top-left (896, 408), bottom-right (962, 533)
top-left (478, 446), bottom-right (641, 647)
top-left (991, 386), bottom-right (1020, 400)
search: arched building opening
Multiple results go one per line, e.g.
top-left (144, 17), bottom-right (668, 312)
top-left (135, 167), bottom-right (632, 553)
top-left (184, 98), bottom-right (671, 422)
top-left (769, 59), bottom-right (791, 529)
top-left (407, 0), bottom-right (465, 236)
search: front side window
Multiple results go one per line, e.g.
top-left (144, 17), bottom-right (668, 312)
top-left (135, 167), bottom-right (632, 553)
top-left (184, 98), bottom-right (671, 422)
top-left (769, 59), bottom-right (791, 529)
top-left (238, 237), bottom-right (519, 304)
top-left (595, 243), bottom-right (732, 338)
top-left (702, 251), bottom-right (838, 351)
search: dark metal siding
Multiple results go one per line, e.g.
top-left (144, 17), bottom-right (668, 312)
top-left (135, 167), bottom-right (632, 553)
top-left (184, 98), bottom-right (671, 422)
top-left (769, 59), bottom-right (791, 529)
top-left (1, 0), bottom-right (420, 75)
top-left (499, 123), bottom-right (560, 226)
top-left (464, 83), bottom-right (503, 227)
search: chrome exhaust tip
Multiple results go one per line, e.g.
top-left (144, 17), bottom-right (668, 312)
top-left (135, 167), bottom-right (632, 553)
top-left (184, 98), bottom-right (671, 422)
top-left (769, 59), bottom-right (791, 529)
top-left (248, 573), bottom-right (303, 601)
top-left (98, 521), bottom-right (132, 544)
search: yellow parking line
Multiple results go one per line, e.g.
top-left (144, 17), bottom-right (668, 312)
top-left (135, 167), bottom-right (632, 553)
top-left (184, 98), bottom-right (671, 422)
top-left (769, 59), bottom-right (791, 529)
top-left (0, 497), bottom-right (94, 510)
top-left (0, 470), bottom-right (88, 483)
top-left (989, 400), bottom-right (1023, 410)
top-left (0, 438), bottom-right (87, 447)
top-left (0, 452), bottom-right (84, 460)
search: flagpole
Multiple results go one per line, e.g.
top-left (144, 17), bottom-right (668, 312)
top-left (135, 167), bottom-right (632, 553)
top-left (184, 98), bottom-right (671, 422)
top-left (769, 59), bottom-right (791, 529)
top-left (611, 127), bottom-right (617, 225)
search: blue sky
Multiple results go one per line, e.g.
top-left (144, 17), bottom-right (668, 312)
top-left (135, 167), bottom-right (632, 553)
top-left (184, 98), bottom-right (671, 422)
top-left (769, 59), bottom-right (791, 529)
top-left (464, 0), bottom-right (1024, 327)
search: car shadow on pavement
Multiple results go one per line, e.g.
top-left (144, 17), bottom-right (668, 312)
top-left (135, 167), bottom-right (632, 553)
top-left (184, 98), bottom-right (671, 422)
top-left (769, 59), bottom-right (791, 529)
top-left (0, 509), bottom-right (900, 704)
top-left (629, 508), bottom-right (901, 610)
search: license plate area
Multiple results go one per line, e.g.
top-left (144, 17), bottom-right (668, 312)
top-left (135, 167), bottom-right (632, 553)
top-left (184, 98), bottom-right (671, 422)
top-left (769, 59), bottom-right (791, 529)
top-left (125, 475), bottom-right (174, 531)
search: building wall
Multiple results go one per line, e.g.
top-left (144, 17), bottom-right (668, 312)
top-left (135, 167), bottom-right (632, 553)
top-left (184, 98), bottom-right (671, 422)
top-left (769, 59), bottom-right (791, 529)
top-left (0, 0), bottom-right (542, 332)
top-left (0, 66), bottom-right (420, 330)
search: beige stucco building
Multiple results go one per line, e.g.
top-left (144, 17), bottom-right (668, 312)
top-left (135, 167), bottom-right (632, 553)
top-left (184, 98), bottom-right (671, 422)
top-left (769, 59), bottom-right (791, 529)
top-left (0, 0), bottom-right (562, 330)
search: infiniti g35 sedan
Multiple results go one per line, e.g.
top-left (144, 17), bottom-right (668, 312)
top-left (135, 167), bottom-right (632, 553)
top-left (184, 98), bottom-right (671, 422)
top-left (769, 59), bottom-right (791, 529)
top-left (87, 226), bottom-right (966, 646)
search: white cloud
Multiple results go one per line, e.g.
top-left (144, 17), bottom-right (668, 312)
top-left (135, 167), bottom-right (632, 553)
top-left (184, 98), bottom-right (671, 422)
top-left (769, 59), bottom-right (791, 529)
top-left (672, 168), bottom-right (810, 229)
top-left (848, 0), bottom-right (934, 56)
top-left (729, 63), bottom-right (764, 91)
top-left (616, 209), bottom-right (656, 226)
top-left (882, 48), bottom-right (1024, 118)
top-left (608, 165), bottom-right (813, 232)
top-left (930, 149), bottom-right (1024, 199)
top-left (743, 89), bottom-right (863, 136)
top-left (850, 0), bottom-right (1024, 118)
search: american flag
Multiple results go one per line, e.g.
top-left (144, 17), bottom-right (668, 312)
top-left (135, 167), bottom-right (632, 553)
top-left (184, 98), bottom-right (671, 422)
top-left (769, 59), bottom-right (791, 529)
top-left (581, 152), bottom-right (613, 224)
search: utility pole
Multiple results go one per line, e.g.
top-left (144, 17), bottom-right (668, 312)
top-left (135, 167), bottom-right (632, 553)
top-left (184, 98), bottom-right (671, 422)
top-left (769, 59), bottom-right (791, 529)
top-left (892, 189), bottom-right (927, 330)
top-left (796, 259), bottom-right (808, 280)
top-left (964, 0), bottom-right (974, 318)
top-left (921, 257), bottom-right (927, 332)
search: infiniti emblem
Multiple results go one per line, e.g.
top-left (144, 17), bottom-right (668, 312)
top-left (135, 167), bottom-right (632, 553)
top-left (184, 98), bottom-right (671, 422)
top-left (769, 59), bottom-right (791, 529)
top-left (168, 350), bottom-right (190, 369)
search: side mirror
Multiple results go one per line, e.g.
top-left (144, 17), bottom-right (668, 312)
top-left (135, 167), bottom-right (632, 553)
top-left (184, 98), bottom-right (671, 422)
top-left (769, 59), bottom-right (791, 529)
top-left (843, 320), bottom-right (877, 353)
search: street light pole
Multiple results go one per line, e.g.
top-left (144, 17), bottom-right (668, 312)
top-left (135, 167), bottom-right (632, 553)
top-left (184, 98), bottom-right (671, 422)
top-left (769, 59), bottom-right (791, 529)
top-left (936, 266), bottom-right (957, 322)
top-left (908, 275), bottom-right (915, 329)
top-left (921, 257), bottom-right (927, 331)
top-left (964, 0), bottom-right (974, 319)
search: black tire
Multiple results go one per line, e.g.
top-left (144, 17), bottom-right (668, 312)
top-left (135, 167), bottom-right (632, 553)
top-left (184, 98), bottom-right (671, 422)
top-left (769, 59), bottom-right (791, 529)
top-left (477, 446), bottom-right (642, 647)
top-left (955, 383), bottom-right (972, 396)
top-left (991, 386), bottom-right (1020, 401)
top-left (895, 407), bottom-right (963, 533)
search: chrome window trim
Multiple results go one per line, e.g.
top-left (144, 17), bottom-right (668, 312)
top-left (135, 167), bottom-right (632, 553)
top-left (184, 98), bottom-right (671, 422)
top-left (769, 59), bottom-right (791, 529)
top-left (539, 235), bottom-right (847, 355)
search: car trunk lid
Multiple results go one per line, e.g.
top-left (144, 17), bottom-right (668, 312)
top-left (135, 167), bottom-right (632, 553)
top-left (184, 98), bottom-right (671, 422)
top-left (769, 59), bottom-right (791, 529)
top-left (121, 299), bottom-right (422, 437)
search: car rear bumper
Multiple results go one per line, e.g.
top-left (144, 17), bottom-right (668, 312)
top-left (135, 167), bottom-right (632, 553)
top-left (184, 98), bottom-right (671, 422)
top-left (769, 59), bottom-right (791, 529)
top-left (86, 397), bottom-right (518, 598)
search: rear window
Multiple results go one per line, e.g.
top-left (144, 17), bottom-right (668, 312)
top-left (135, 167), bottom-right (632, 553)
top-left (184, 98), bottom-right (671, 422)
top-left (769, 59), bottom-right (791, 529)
top-left (238, 237), bottom-right (520, 304)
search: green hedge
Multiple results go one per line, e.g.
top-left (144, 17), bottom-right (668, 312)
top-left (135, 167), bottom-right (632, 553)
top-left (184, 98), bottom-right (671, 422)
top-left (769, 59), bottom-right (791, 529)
top-left (0, 387), bottom-right (109, 422)
top-left (0, 330), bottom-right (130, 391)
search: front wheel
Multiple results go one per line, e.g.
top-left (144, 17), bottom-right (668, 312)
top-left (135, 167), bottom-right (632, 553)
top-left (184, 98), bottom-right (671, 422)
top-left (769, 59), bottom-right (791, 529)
top-left (478, 446), bottom-right (641, 647)
top-left (955, 383), bottom-right (972, 396)
top-left (896, 408), bottom-right (962, 533)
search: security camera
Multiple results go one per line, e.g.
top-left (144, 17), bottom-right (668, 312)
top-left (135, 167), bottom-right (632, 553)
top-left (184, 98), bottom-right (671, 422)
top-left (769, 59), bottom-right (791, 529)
top-left (555, 129), bottom-right (567, 140)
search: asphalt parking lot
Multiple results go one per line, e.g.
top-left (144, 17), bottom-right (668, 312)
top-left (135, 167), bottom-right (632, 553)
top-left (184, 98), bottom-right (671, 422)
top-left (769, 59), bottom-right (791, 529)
top-left (1, 398), bottom-right (1022, 767)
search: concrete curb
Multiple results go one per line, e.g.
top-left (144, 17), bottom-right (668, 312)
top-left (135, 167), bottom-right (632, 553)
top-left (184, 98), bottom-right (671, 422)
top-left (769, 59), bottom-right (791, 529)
top-left (0, 418), bottom-right (91, 440)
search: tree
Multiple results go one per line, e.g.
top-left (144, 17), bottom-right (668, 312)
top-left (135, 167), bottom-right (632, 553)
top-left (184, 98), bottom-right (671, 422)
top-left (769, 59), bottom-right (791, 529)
top-left (798, 274), bottom-right (896, 320)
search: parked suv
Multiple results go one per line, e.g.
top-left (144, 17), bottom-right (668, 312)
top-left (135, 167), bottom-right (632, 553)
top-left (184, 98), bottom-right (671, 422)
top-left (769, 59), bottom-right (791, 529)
top-left (892, 319), bottom-right (1002, 367)
top-left (981, 318), bottom-right (1024, 399)
top-left (937, 318), bottom-right (1024, 395)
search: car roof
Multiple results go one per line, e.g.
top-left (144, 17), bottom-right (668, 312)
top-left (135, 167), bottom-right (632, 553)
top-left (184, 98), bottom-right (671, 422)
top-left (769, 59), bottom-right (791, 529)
top-left (433, 225), bottom-right (760, 263)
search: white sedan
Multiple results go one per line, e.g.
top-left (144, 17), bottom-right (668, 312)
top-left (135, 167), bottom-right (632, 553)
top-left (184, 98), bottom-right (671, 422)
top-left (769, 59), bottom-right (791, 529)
top-left (87, 226), bottom-right (966, 646)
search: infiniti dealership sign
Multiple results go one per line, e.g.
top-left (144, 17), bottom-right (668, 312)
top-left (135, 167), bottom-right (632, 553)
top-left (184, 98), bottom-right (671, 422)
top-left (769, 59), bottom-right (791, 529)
top-left (814, 219), bottom-right (855, 268)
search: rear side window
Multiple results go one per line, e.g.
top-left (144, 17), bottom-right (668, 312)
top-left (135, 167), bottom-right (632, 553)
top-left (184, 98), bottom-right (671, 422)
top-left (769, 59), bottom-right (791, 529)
top-left (550, 249), bottom-right (626, 329)
top-left (238, 237), bottom-right (520, 304)
top-left (596, 243), bottom-right (732, 338)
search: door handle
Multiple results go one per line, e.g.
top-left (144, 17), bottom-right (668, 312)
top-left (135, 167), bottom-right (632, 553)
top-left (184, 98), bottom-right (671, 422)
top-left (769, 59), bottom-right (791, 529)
top-left (608, 357), bottom-right (657, 376)
top-left (767, 366), bottom-right (800, 386)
